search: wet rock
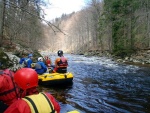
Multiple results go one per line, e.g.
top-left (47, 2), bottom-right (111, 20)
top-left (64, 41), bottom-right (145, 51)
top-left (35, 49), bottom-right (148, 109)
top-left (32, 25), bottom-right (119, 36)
top-left (0, 48), bottom-right (13, 69)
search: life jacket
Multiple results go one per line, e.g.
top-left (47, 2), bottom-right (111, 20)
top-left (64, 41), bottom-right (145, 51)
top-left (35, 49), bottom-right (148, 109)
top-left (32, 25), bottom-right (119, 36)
top-left (57, 57), bottom-right (68, 67)
top-left (23, 58), bottom-right (30, 67)
top-left (46, 59), bottom-right (51, 67)
top-left (34, 63), bottom-right (42, 69)
top-left (0, 69), bottom-right (18, 105)
top-left (22, 93), bottom-right (56, 113)
top-left (56, 57), bottom-right (68, 73)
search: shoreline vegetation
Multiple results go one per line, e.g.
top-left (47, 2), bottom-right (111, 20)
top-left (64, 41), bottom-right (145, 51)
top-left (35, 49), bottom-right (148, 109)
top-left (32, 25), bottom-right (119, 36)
top-left (1, 46), bottom-right (150, 70)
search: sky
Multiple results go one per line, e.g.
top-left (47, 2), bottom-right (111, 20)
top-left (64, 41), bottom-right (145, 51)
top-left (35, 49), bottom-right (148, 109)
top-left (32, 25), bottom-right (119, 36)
top-left (43, 0), bottom-right (86, 21)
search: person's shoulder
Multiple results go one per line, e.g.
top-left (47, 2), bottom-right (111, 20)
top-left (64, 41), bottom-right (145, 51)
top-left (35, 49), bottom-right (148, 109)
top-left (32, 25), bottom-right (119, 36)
top-left (43, 92), bottom-right (55, 99)
top-left (55, 57), bottom-right (60, 61)
top-left (24, 58), bottom-right (29, 60)
top-left (40, 92), bottom-right (60, 112)
top-left (4, 99), bottom-right (30, 113)
top-left (41, 62), bottom-right (46, 65)
top-left (22, 58), bottom-right (26, 60)
top-left (10, 99), bottom-right (27, 106)
top-left (56, 57), bottom-right (60, 59)
top-left (62, 56), bottom-right (68, 60)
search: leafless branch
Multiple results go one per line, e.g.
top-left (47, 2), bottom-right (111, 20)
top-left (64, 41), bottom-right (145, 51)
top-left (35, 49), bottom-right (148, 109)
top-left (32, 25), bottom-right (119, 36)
top-left (5, 1), bottom-right (66, 35)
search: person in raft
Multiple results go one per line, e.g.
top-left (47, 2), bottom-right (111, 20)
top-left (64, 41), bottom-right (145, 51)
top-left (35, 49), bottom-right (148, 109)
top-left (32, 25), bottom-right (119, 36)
top-left (0, 69), bottom-right (19, 112)
top-left (4, 68), bottom-right (60, 113)
top-left (34, 57), bottom-right (47, 74)
top-left (23, 54), bottom-right (33, 68)
top-left (44, 56), bottom-right (55, 73)
top-left (19, 53), bottom-right (26, 65)
top-left (44, 56), bottom-right (52, 67)
top-left (53, 50), bottom-right (68, 73)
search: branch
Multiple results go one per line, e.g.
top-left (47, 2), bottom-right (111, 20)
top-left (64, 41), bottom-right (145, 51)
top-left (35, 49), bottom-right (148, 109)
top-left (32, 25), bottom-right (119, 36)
top-left (5, 1), bottom-right (66, 35)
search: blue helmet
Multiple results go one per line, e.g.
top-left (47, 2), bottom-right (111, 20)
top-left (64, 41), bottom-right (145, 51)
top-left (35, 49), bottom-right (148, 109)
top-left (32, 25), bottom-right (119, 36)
top-left (28, 54), bottom-right (33, 58)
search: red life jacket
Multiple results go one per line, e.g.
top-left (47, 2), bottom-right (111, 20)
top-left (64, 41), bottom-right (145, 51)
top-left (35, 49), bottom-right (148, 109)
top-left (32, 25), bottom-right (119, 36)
top-left (0, 69), bottom-right (18, 105)
top-left (46, 59), bottom-right (51, 67)
top-left (55, 57), bottom-right (68, 73)
top-left (57, 57), bottom-right (68, 67)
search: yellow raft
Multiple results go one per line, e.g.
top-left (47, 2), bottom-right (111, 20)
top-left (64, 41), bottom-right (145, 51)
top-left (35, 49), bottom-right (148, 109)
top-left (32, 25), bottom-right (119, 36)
top-left (67, 110), bottom-right (80, 113)
top-left (38, 72), bottom-right (73, 86)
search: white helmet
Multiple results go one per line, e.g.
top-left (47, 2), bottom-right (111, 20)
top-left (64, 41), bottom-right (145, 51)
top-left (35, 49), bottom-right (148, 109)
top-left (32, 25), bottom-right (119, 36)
top-left (38, 57), bottom-right (43, 61)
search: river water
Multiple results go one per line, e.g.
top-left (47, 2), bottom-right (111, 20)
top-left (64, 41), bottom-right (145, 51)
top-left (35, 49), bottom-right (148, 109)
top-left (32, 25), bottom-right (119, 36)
top-left (39, 53), bottom-right (150, 113)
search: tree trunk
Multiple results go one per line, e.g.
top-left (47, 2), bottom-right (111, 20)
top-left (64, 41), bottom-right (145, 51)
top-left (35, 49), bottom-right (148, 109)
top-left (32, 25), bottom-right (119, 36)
top-left (147, 0), bottom-right (150, 47)
top-left (0, 0), bottom-right (5, 47)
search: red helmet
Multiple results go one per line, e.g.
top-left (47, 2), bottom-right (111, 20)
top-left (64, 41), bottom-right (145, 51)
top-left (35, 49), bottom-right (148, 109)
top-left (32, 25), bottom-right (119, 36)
top-left (14, 68), bottom-right (38, 90)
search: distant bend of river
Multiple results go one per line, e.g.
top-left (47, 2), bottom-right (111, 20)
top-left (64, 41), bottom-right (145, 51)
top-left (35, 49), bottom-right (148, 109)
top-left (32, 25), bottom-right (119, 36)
top-left (39, 53), bottom-right (150, 113)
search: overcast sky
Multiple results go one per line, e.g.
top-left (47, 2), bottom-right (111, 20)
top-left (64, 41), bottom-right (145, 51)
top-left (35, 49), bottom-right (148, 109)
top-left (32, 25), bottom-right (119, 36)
top-left (43, 0), bottom-right (87, 21)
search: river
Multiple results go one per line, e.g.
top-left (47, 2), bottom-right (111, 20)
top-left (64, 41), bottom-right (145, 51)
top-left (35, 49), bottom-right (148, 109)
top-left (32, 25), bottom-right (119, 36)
top-left (39, 53), bottom-right (150, 113)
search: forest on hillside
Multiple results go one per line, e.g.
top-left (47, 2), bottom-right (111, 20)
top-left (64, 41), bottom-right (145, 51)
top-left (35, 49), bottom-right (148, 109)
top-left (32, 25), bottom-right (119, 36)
top-left (0, 0), bottom-right (150, 58)
top-left (0, 0), bottom-right (53, 51)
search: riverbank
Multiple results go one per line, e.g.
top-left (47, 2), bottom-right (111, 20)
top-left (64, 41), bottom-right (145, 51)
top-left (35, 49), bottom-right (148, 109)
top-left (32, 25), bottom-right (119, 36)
top-left (84, 49), bottom-right (150, 67)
